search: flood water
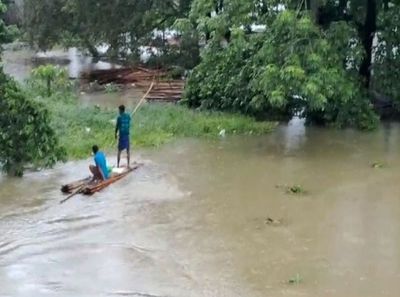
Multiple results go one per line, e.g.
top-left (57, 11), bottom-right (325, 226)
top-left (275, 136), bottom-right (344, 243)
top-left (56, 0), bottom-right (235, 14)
top-left (3, 45), bottom-right (144, 109)
top-left (2, 46), bottom-right (400, 296)
top-left (1, 118), bottom-right (400, 297)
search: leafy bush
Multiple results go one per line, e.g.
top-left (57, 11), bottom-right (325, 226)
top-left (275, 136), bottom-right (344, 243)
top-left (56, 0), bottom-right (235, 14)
top-left (29, 64), bottom-right (72, 96)
top-left (0, 72), bottom-right (66, 176)
top-left (373, 5), bottom-right (400, 106)
top-left (184, 10), bottom-right (379, 129)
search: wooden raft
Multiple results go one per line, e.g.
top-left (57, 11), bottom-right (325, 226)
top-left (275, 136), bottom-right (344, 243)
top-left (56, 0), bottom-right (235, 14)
top-left (61, 163), bottom-right (143, 196)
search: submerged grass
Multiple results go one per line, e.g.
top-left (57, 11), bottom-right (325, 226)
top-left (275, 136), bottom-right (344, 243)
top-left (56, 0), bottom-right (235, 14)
top-left (31, 91), bottom-right (277, 159)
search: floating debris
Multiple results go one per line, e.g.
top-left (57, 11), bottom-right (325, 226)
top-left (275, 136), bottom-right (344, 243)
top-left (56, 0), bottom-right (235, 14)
top-left (265, 217), bottom-right (283, 226)
top-left (371, 161), bottom-right (386, 169)
top-left (276, 184), bottom-right (307, 195)
top-left (288, 273), bottom-right (303, 285)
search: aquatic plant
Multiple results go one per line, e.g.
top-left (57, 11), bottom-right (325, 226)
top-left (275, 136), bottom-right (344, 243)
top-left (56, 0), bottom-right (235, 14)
top-left (371, 161), bottom-right (386, 169)
top-left (288, 273), bottom-right (303, 285)
top-left (276, 184), bottom-right (307, 195)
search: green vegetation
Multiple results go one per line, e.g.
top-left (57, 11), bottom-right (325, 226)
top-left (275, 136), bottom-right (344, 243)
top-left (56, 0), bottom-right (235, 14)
top-left (276, 184), bottom-right (307, 195)
top-left (21, 0), bottom-right (400, 129)
top-left (371, 161), bottom-right (386, 169)
top-left (288, 273), bottom-right (303, 285)
top-left (40, 98), bottom-right (276, 160)
top-left (23, 0), bottom-right (198, 67)
top-left (0, 2), bottom-right (65, 176)
top-left (287, 185), bottom-right (306, 195)
top-left (25, 65), bottom-right (276, 160)
top-left (182, 3), bottom-right (385, 129)
top-left (30, 64), bottom-right (71, 96)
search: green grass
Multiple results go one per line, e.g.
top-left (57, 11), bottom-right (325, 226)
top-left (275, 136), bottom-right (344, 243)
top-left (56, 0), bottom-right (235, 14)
top-left (32, 91), bottom-right (277, 159)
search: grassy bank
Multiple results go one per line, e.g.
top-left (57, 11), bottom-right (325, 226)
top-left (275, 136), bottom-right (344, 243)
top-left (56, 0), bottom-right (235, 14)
top-left (32, 91), bottom-right (277, 159)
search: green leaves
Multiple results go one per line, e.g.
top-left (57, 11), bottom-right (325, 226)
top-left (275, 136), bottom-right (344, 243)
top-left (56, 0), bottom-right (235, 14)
top-left (0, 74), bottom-right (66, 176)
top-left (374, 4), bottom-right (400, 106)
top-left (0, 5), bottom-right (66, 177)
top-left (184, 8), bottom-right (378, 128)
top-left (29, 65), bottom-right (72, 97)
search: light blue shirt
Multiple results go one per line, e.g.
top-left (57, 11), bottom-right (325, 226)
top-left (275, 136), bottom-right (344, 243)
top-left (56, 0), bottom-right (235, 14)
top-left (94, 151), bottom-right (109, 179)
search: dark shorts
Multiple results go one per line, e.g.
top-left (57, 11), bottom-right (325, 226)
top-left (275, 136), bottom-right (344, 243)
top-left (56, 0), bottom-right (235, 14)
top-left (118, 134), bottom-right (130, 151)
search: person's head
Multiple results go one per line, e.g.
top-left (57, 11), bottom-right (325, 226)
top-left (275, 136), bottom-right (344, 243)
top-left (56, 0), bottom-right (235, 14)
top-left (119, 105), bottom-right (125, 114)
top-left (92, 145), bottom-right (99, 155)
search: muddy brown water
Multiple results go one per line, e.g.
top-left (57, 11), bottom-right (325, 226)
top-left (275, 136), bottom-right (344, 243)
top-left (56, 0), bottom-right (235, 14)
top-left (2, 118), bottom-right (400, 297)
top-left (2, 46), bottom-right (400, 296)
top-left (3, 46), bottom-right (144, 109)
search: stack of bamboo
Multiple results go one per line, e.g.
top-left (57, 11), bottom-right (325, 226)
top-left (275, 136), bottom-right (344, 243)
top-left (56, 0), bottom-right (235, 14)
top-left (135, 81), bottom-right (184, 102)
top-left (81, 66), bottom-right (185, 103)
top-left (81, 67), bottom-right (167, 85)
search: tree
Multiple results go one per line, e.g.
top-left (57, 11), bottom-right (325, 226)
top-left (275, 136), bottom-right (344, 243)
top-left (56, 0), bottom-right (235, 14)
top-left (373, 2), bottom-right (400, 106)
top-left (0, 73), bottom-right (66, 176)
top-left (183, 2), bottom-right (381, 129)
top-left (23, 0), bottom-right (196, 65)
top-left (30, 65), bottom-right (71, 97)
top-left (0, 1), bottom-right (65, 176)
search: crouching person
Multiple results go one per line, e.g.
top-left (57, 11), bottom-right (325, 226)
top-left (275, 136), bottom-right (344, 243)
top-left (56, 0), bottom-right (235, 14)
top-left (89, 145), bottom-right (109, 182)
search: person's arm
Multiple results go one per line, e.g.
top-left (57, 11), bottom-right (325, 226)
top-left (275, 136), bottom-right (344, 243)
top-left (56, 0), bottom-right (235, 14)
top-left (115, 117), bottom-right (120, 139)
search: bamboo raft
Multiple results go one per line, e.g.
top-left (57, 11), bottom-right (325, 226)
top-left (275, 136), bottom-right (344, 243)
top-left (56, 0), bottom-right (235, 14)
top-left (60, 163), bottom-right (143, 203)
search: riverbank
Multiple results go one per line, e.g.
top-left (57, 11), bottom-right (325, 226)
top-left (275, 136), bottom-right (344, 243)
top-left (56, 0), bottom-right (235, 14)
top-left (32, 90), bottom-right (277, 159)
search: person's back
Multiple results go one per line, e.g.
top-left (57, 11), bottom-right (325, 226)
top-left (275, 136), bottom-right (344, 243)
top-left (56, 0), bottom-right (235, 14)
top-left (117, 112), bottom-right (131, 136)
top-left (115, 105), bottom-right (132, 168)
top-left (94, 150), bottom-right (109, 180)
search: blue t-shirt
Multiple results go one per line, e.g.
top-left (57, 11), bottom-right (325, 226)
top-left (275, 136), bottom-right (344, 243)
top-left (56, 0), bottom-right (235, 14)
top-left (94, 151), bottom-right (109, 179)
top-left (117, 113), bottom-right (131, 136)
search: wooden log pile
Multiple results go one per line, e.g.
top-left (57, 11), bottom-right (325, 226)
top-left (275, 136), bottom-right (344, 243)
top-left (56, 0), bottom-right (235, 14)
top-left (81, 67), bottom-right (167, 85)
top-left (81, 67), bottom-right (185, 103)
top-left (135, 81), bottom-right (184, 103)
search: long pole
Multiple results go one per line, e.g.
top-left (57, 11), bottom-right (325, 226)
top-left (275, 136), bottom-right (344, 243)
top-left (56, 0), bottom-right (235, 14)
top-left (131, 79), bottom-right (155, 116)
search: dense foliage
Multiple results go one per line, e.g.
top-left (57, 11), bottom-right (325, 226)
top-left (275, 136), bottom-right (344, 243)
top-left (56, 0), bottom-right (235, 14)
top-left (23, 0), bottom-right (198, 67)
top-left (0, 1), bottom-right (65, 176)
top-left (20, 0), bottom-right (400, 128)
top-left (25, 74), bottom-right (276, 159)
top-left (373, 3), bottom-right (400, 106)
top-left (30, 65), bottom-right (72, 96)
top-left (0, 74), bottom-right (66, 176)
top-left (181, 0), bottom-right (400, 128)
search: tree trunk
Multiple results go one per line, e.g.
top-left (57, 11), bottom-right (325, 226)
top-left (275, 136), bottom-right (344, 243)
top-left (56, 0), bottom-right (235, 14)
top-left (307, 0), bottom-right (320, 22)
top-left (359, 0), bottom-right (377, 88)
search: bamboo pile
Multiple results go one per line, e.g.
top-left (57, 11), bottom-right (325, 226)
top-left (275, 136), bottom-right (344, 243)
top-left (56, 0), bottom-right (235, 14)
top-left (81, 66), bottom-right (185, 103)
top-left (81, 67), bottom-right (167, 85)
top-left (135, 81), bottom-right (184, 103)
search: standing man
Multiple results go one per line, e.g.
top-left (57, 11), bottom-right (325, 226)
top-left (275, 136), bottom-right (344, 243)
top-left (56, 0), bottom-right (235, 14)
top-left (89, 145), bottom-right (109, 181)
top-left (115, 105), bottom-right (131, 168)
